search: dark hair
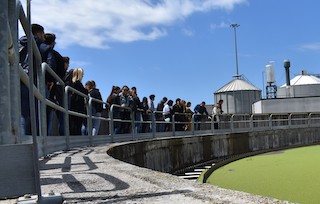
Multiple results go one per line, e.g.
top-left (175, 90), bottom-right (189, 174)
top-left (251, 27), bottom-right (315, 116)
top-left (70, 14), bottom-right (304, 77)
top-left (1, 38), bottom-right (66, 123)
top-left (85, 80), bottom-right (95, 89)
top-left (149, 94), bottom-right (155, 100)
top-left (31, 24), bottom-right (44, 35)
top-left (44, 33), bottom-right (56, 45)
top-left (167, 100), bottom-right (173, 106)
top-left (113, 86), bottom-right (120, 91)
top-left (63, 56), bottom-right (70, 64)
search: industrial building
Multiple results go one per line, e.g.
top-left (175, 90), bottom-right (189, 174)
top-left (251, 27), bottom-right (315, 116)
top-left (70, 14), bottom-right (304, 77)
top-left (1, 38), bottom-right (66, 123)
top-left (252, 60), bottom-right (320, 113)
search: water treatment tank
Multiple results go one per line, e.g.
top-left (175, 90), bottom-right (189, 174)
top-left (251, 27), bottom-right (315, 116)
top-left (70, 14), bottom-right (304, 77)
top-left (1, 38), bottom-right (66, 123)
top-left (266, 64), bottom-right (275, 83)
top-left (214, 76), bottom-right (261, 114)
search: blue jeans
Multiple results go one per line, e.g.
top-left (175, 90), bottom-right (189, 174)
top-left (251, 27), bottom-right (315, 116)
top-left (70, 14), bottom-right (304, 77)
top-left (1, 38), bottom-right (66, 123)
top-left (92, 111), bottom-right (101, 136)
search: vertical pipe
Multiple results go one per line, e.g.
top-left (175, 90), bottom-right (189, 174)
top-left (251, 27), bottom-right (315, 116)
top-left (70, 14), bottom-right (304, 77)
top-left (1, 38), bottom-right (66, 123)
top-left (109, 105), bottom-right (114, 142)
top-left (40, 64), bottom-right (48, 156)
top-left (131, 110), bottom-right (135, 140)
top-left (0, 0), bottom-right (13, 144)
top-left (64, 87), bottom-right (70, 149)
top-left (151, 111), bottom-right (155, 138)
top-left (231, 24), bottom-right (240, 78)
top-left (9, 0), bottom-right (21, 143)
top-left (88, 97), bottom-right (93, 145)
top-left (26, 0), bottom-right (42, 201)
top-left (284, 60), bottom-right (291, 86)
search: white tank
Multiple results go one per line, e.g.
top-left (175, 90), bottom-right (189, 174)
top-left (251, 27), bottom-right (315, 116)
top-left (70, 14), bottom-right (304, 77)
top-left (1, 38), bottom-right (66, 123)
top-left (266, 64), bottom-right (275, 83)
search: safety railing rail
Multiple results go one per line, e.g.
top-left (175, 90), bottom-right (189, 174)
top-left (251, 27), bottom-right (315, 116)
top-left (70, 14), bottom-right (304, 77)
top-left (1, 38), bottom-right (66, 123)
top-left (3, 0), bottom-right (320, 160)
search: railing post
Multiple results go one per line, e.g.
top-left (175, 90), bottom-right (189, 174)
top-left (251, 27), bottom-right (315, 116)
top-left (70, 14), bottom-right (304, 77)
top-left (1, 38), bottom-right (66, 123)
top-left (288, 113), bottom-right (292, 127)
top-left (88, 97), bottom-right (93, 145)
top-left (211, 115), bottom-right (215, 134)
top-left (26, 0), bottom-right (42, 201)
top-left (191, 115), bottom-right (195, 135)
top-left (172, 115), bottom-right (175, 136)
top-left (151, 111), bottom-right (156, 138)
top-left (9, 0), bottom-right (21, 143)
top-left (230, 114), bottom-right (234, 132)
top-left (0, 0), bottom-right (13, 144)
top-left (40, 64), bottom-right (48, 155)
top-left (250, 114), bottom-right (254, 131)
top-left (131, 110), bottom-right (135, 140)
top-left (64, 86), bottom-right (70, 150)
top-left (269, 114), bottom-right (273, 129)
top-left (109, 105), bottom-right (114, 142)
top-left (308, 113), bottom-right (312, 127)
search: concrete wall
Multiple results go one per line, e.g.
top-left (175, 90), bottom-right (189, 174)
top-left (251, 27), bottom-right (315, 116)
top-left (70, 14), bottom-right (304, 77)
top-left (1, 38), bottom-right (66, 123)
top-left (0, 144), bottom-right (36, 198)
top-left (108, 127), bottom-right (320, 173)
top-left (252, 96), bottom-right (320, 113)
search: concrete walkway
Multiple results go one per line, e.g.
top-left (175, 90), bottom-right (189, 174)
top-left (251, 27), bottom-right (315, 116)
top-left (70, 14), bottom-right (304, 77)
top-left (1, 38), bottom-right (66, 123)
top-left (2, 144), bottom-right (292, 204)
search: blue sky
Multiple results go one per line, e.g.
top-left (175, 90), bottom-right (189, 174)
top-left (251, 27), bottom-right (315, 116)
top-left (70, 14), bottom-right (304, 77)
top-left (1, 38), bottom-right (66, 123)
top-left (20, 0), bottom-right (320, 108)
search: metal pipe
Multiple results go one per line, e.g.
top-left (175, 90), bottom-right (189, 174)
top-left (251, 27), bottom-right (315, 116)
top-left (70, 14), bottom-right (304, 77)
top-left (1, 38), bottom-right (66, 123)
top-left (0, 0), bottom-right (13, 144)
top-left (284, 59), bottom-right (291, 86)
top-left (231, 24), bottom-right (240, 78)
top-left (26, 0), bottom-right (42, 201)
top-left (9, 0), bottom-right (21, 143)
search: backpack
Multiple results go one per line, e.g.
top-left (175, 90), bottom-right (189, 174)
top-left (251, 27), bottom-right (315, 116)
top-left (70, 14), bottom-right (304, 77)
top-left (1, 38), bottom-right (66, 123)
top-left (19, 45), bottom-right (29, 74)
top-left (64, 69), bottom-right (74, 85)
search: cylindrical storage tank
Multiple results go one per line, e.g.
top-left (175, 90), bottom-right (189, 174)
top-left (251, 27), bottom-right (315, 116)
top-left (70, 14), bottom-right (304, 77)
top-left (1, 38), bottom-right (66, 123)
top-left (266, 64), bottom-right (275, 83)
top-left (214, 78), bottom-right (262, 114)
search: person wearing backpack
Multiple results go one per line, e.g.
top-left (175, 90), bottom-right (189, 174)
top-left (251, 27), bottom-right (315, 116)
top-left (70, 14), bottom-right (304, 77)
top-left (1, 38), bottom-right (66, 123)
top-left (44, 33), bottom-right (65, 135)
top-left (19, 24), bottom-right (55, 135)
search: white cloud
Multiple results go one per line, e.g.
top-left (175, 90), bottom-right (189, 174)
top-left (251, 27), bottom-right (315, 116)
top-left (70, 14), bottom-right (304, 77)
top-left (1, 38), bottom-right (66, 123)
top-left (20, 0), bottom-right (247, 49)
top-left (182, 28), bottom-right (194, 37)
top-left (210, 21), bottom-right (230, 30)
top-left (298, 43), bottom-right (320, 52)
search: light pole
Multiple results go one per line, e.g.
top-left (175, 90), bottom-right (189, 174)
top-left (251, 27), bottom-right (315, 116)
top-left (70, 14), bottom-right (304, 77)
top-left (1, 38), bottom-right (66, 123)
top-left (230, 24), bottom-right (240, 78)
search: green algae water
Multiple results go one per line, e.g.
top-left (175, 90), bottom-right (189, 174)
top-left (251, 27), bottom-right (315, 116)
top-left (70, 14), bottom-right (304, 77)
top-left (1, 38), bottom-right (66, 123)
top-left (205, 145), bottom-right (320, 204)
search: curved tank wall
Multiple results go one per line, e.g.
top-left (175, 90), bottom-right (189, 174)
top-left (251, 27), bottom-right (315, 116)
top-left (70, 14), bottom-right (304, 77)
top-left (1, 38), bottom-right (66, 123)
top-left (278, 84), bottom-right (320, 98)
top-left (215, 90), bottom-right (261, 114)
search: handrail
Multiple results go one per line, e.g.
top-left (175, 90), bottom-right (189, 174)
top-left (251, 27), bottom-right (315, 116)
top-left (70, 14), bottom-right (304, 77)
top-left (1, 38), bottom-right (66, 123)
top-left (5, 0), bottom-right (320, 159)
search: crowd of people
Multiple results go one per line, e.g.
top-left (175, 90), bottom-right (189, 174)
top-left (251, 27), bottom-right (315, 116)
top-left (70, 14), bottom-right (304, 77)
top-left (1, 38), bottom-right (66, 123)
top-left (19, 23), bottom-right (224, 136)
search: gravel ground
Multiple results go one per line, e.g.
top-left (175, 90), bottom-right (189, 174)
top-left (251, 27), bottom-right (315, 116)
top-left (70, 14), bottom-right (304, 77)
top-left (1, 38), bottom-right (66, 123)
top-left (1, 145), bottom-right (293, 204)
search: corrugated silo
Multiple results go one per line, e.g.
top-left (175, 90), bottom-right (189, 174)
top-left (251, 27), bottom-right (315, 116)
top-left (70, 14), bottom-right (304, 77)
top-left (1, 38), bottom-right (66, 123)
top-left (214, 77), bottom-right (261, 114)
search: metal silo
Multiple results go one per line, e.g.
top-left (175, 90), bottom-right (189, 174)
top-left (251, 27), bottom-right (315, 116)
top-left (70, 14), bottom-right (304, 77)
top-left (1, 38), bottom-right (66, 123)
top-left (214, 76), bottom-right (261, 114)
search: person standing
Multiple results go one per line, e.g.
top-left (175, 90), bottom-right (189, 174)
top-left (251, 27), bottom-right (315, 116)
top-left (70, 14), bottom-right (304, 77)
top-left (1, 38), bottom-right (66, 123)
top-left (67, 68), bottom-right (88, 135)
top-left (19, 24), bottom-right (52, 136)
top-left (119, 85), bottom-right (131, 134)
top-left (163, 100), bottom-right (174, 132)
top-left (185, 101), bottom-right (193, 131)
top-left (148, 94), bottom-right (156, 131)
top-left (212, 99), bottom-right (224, 129)
top-left (156, 97), bottom-right (167, 132)
top-left (173, 98), bottom-right (183, 131)
top-left (85, 80), bottom-right (103, 135)
top-left (107, 86), bottom-right (121, 134)
top-left (44, 33), bottom-right (65, 136)
top-left (141, 96), bottom-right (149, 133)
top-left (194, 101), bottom-right (209, 130)
top-left (130, 87), bottom-right (142, 133)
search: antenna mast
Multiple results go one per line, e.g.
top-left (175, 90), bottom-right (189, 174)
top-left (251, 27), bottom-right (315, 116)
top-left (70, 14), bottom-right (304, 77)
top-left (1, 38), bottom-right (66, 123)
top-left (230, 24), bottom-right (240, 78)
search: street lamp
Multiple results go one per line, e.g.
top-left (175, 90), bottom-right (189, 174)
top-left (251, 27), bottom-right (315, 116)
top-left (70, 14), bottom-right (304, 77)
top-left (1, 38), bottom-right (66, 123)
top-left (230, 24), bottom-right (240, 78)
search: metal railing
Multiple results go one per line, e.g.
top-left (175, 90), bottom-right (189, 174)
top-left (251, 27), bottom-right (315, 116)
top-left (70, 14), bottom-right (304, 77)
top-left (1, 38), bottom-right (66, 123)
top-left (3, 0), bottom-right (320, 200)
top-left (2, 0), bottom-right (320, 157)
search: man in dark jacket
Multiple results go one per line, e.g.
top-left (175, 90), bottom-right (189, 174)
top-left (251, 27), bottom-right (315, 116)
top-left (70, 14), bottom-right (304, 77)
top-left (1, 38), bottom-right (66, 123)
top-left (19, 24), bottom-right (55, 136)
top-left (194, 101), bottom-right (209, 130)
